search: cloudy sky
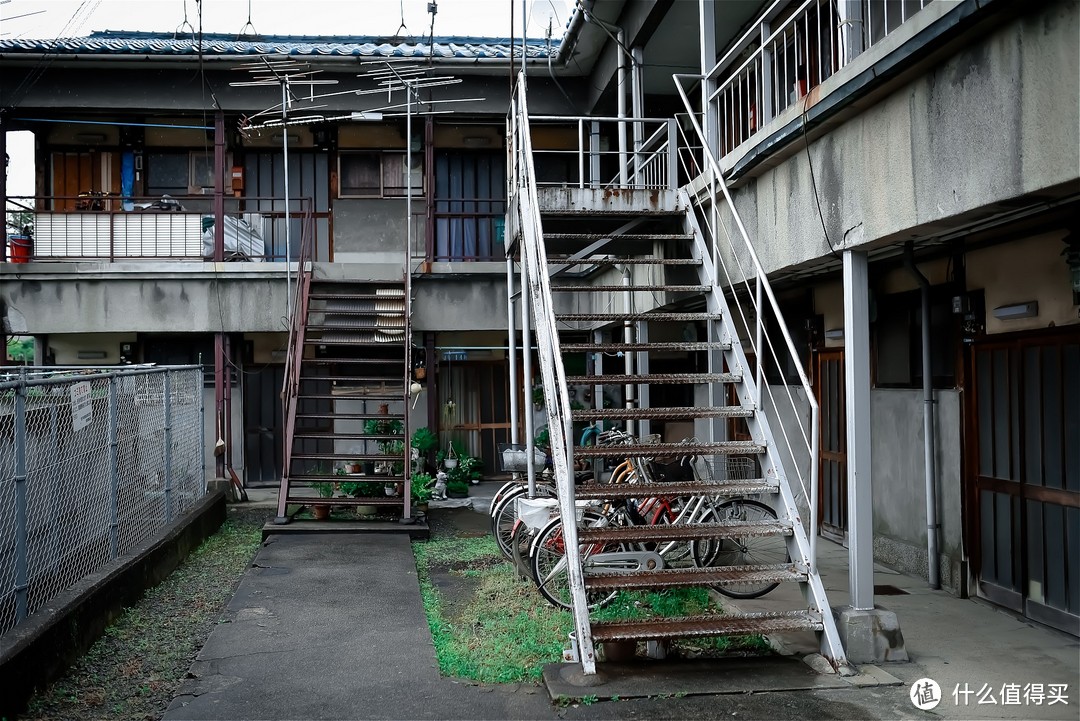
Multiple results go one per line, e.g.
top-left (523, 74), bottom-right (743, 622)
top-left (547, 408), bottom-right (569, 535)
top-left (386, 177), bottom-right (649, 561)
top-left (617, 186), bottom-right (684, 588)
top-left (1, 0), bottom-right (573, 40)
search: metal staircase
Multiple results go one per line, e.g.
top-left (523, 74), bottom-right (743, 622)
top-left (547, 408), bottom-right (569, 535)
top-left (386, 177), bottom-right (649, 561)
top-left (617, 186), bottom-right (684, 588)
top-left (276, 255), bottom-right (413, 522)
top-left (508, 73), bottom-right (848, 674)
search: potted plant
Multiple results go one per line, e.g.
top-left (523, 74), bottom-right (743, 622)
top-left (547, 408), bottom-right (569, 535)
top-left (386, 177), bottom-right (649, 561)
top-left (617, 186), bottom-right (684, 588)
top-left (339, 479), bottom-right (384, 516)
top-left (310, 481), bottom-right (336, 520)
top-left (411, 472), bottom-right (434, 512)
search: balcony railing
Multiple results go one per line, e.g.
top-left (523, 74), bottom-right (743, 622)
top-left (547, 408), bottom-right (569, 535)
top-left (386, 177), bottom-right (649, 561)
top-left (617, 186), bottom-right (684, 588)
top-left (4, 195), bottom-right (317, 263)
top-left (529, 116), bottom-right (678, 191)
top-left (708, 0), bottom-right (935, 158)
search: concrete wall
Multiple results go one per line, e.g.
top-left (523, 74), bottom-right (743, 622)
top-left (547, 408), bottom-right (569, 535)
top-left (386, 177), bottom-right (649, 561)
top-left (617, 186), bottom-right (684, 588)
top-left (967, 230), bottom-right (1077, 335)
top-left (1, 264), bottom-right (290, 334)
top-left (718, 0), bottom-right (1080, 277)
top-left (871, 389), bottom-right (964, 592)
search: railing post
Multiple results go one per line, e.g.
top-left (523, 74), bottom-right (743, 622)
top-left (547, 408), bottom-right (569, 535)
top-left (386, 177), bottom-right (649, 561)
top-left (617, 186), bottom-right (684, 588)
top-left (760, 22), bottom-right (774, 125)
top-left (622, 268), bottom-right (635, 437)
top-left (507, 257), bottom-right (519, 445)
top-left (108, 375), bottom-right (120, 558)
top-left (589, 121), bottom-right (601, 188)
top-left (837, 0), bottom-right (865, 66)
top-left (755, 276), bottom-right (764, 408)
top-left (163, 370), bottom-right (174, 523)
top-left (521, 238), bottom-right (536, 499)
top-left (699, 0), bottom-right (719, 152)
top-left (666, 118), bottom-right (678, 191)
top-left (577, 119), bottom-right (585, 190)
top-left (13, 368), bottom-right (29, 624)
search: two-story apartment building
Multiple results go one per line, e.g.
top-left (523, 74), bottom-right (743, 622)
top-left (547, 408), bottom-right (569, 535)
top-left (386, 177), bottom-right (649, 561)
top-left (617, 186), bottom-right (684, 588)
top-left (3, 0), bottom-right (1077, 638)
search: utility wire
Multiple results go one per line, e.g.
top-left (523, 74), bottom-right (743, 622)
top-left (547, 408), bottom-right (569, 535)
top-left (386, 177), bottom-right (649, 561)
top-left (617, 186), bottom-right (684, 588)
top-left (799, 95), bottom-right (843, 262)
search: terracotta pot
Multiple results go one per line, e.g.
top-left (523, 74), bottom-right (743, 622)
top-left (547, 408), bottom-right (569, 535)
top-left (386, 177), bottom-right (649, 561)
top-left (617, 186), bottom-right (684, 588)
top-left (312, 504), bottom-right (331, 520)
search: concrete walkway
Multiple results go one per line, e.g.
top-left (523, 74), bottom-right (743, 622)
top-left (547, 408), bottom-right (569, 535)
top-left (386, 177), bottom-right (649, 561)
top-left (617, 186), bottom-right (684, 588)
top-left (164, 487), bottom-right (1078, 720)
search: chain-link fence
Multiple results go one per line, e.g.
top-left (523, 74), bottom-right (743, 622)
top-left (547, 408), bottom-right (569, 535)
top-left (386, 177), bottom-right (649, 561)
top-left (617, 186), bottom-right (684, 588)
top-left (0, 366), bottom-right (205, 637)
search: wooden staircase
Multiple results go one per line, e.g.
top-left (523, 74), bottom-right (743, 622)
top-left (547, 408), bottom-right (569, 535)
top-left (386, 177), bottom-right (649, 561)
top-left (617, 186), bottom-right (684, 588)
top-left (276, 278), bottom-right (413, 522)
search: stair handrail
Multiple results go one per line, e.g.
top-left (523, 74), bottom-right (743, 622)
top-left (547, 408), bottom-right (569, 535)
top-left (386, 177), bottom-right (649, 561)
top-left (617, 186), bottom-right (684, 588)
top-left (279, 202), bottom-right (316, 497)
top-left (509, 70), bottom-right (598, 674)
top-left (672, 75), bottom-right (822, 568)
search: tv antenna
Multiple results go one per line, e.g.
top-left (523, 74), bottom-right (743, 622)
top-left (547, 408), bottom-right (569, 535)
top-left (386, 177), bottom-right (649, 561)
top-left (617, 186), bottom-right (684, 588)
top-left (230, 59), bottom-right (339, 317)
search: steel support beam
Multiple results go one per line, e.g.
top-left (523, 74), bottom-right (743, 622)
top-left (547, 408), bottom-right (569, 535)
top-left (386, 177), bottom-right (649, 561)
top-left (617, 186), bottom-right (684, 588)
top-left (843, 250), bottom-right (874, 611)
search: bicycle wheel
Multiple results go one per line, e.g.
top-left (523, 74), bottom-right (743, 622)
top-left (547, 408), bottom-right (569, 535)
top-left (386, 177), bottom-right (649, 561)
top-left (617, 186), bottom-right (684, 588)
top-left (509, 520), bottom-right (537, 582)
top-left (489, 483), bottom-right (557, 560)
top-left (692, 498), bottom-right (789, 599)
top-left (530, 511), bottom-right (618, 611)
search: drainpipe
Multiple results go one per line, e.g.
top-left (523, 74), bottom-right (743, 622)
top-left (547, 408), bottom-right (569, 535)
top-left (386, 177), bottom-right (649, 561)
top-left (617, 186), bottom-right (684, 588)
top-left (904, 242), bottom-right (941, 590)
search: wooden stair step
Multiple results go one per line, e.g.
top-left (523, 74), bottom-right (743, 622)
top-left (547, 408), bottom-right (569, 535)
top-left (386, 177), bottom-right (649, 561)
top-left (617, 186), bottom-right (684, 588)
top-left (590, 610), bottom-right (822, 643)
top-left (583, 564), bottom-right (806, 591)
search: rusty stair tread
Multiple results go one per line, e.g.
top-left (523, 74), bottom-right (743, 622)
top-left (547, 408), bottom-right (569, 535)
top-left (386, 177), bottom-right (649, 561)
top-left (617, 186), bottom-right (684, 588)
top-left (575, 441), bottom-right (764, 457)
top-left (561, 341), bottom-right (729, 352)
top-left (287, 495), bottom-right (406, 507)
top-left (545, 234), bottom-right (693, 241)
top-left (550, 284), bottom-right (710, 293)
top-left (290, 474), bottom-right (406, 482)
top-left (549, 258), bottom-right (701, 267)
top-left (572, 406), bottom-right (752, 421)
top-left (565, 373), bottom-right (740, 384)
top-left (295, 412), bottom-right (405, 420)
top-left (304, 360), bottom-right (406, 366)
top-left (291, 433), bottom-right (404, 441)
top-left (590, 610), bottom-right (822, 642)
top-left (566, 372), bottom-right (740, 385)
top-left (539, 208), bottom-right (684, 216)
top-left (573, 480), bottom-right (776, 499)
top-left (298, 393), bottom-right (405, 401)
top-left (291, 453), bottom-right (405, 461)
top-left (577, 519), bottom-right (791, 544)
top-left (583, 564), bottom-right (806, 591)
top-left (556, 313), bottom-right (722, 322)
top-left (299, 376), bottom-right (407, 383)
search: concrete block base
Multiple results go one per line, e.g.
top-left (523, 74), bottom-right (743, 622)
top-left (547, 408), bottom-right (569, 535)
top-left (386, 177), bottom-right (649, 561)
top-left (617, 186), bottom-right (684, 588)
top-left (834, 605), bottom-right (909, 664)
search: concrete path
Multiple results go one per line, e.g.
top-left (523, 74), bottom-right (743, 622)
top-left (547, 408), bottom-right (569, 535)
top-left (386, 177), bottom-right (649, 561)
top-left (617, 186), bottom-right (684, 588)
top-left (166, 489), bottom-right (1078, 720)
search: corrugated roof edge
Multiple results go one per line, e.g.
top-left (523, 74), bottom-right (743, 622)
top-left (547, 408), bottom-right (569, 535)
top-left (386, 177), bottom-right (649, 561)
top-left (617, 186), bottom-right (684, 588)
top-left (0, 29), bottom-right (559, 59)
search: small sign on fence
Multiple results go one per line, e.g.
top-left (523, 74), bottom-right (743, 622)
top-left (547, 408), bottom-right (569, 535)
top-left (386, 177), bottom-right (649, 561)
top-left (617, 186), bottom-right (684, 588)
top-left (70, 381), bottom-right (93, 431)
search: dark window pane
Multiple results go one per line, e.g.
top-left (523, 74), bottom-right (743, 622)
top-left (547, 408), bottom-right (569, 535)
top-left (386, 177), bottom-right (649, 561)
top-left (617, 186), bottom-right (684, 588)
top-left (1044, 503), bottom-right (1066, 610)
top-left (992, 349), bottom-right (1010, 480)
top-left (1026, 500), bottom-right (1044, 603)
top-left (339, 153), bottom-right (381, 196)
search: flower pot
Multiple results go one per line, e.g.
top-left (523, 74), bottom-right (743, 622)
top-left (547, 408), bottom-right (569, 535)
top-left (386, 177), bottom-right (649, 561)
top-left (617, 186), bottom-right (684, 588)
top-left (355, 504), bottom-right (378, 517)
top-left (312, 504), bottom-right (331, 521)
top-left (443, 458), bottom-right (458, 470)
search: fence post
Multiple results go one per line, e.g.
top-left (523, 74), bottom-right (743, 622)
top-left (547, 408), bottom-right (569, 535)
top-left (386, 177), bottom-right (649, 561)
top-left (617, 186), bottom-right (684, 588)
top-left (198, 366), bottom-right (207, 495)
top-left (163, 370), bottom-right (174, 522)
top-left (13, 368), bottom-right (29, 623)
top-left (108, 374), bottom-right (120, 558)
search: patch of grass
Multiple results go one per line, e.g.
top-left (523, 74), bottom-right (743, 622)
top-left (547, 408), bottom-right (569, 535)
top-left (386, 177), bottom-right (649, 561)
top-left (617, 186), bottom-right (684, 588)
top-left (23, 515), bottom-right (263, 721)
top-left (414, 536), bottom-right (771, 684)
